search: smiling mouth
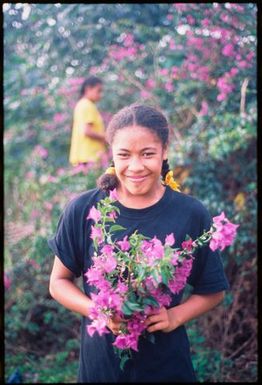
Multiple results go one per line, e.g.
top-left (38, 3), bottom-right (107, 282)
top-left (126, 175), bottom-right (150, 182)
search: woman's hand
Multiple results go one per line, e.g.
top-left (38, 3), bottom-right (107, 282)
top-left (106, 314), bottom-right (127, 335)
top-left (144, 306), bottom-right (178, 333)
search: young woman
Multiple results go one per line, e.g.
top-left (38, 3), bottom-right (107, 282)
top-left (69, 76), bottom-right (107, 166)
top-left (48, 104), bottom-right (230, 383)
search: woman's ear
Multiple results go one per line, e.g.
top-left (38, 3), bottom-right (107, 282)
top-left (163, 146), bottom-right (168, 160)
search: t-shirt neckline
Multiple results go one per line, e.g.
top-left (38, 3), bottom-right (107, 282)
top-left (112, 185), bottom-right (173, 220)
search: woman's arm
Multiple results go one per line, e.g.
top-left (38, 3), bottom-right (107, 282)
top-left (145, 291), bottom-right (225, 333)
top-left (49, 256), bottom-right (93, 317)
top-left (49, 256), bottom-right (124, 333)
top-left (84, 123), bottom-right (107, 142)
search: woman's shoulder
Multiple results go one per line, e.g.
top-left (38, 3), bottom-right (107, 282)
top-left (172, 190), bottom-right (211, 220)
top-left (75, 97), bottom-right (95, 111)
top-left (63, 187), bottom-right (105, 216)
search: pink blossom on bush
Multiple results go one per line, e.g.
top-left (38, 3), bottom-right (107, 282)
top-left (222, 44), bottom-right (235, 57)
top-left (4, 273), bottom-right (11, 289)
top-left (186, 15), bottom-right (195, 25)
top-left (199, 100), bottom-right (209, 116)
top-left (31, 209), bottom-right (41, 219)
top-left (172, 3), bottom-right (188, 11)
top-left (28, 259), bottom-right (40, 270)
top-left (159, 68), bottom-right (168, 76)
top-left (216, 74), bottom-right (234, 101)
top-left (165, 81), bottom-right (174, 93)
top-left (26, 171), bottom-right (34, 179)
top-left (201, 18), bottom-right (210, 27)
top-left (246, 51), bottom-right (255, 62)
top-left (56, 168), bottom-right (66, 176)
top-left (217, 93), bottom-right (227, 102)
top-left (53, 112), bottom-right (66, 123)
top-left (171, 66), bottom-right (179, 78)
top-left (140, 90), bottom-right (151, 99)
top-left (44, 201), bottom-right (53, 211)
top-left (146, 78), bottom-right (156, 89)
top-left (68, 77), bottom-right (85, 86)
top-left (123, 33), bottom-right (134, 47)
top-left (34, 145), bottom-right (48, 159)
top-left (230, 67), bottom-right (239, 76)
top-left (187, 36), bottom-right (203, 49)
top-left (47, 175), bottom-right (57, 183)
top-left (238, 60), bottom-right (248, 69)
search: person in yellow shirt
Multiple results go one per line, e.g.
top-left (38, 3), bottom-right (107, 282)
top-left (69, 76), bottom-right (107, 166)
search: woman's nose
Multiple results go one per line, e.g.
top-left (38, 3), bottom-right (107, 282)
top-left (128, 157), bottom-right (145, 172)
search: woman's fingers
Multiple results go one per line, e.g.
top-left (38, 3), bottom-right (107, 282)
top-left (147, 321), bottom-right (168, 333)
top-left (107, 314), bottom-right (126, 335)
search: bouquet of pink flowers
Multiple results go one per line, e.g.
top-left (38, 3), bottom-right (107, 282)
top-left (85, 189), bottom-right (238, 369)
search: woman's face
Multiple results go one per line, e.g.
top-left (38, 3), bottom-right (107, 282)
top-left (111, 125), bottom-right (168, 196)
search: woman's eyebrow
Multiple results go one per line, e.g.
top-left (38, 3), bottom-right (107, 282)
top-left (117, 147), bottom-right (157, 152)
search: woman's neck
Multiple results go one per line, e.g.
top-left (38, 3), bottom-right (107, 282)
top-left (116, 182), bottom-right (166, 209)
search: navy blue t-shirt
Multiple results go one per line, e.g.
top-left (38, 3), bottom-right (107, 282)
top-left (47, 185), bottom-right (230, 383)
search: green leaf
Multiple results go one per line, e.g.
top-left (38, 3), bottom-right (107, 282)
top-left (125, 300), bottom-right (144, 312)
top-left (120, 352), bottom-right (130, 371)
top-left (142, 296), bottom-right (159, 307)
top-left (121, 302), bottom-right (133, 316)
top-left (110, 224), bottom-right (126, 232)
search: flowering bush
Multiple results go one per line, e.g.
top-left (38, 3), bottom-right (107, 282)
top-left (85, 189), bottom-right (239, 369)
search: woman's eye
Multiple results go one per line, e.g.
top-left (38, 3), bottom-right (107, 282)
top-left (118, 153), bottom-right (129, 158)
top-left (143, 152), bottom-right (155, 157)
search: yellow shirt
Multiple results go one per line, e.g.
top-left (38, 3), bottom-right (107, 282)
top-left (69, 98), bottom-right (106, 165)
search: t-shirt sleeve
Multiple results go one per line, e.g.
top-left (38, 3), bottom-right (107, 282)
top-left (47, 197), bottom-right (83, 278)
top-left (187, 202), bottom-right (231, 295)
top-left (77, 102), bottom-right (96, 125)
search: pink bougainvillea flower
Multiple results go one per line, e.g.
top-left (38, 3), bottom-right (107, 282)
top-left (210, 212), bottom-right (239, 251)
top-left (4, 273), bottom-right (11, 289)
top-left (168, 258), bottom-right (193, 294)
top-left (90, 225), bottom-right (103, 244)
top-left (84, 266), bottom-right (104, 285)
top-left (222, 43), bottom-right (235, 57)
top-left (103, 255), bottom-right (117, 273)
top-left (117, 235), bottom-right (130, 251)
top-left (108, 210), bottom-right (117, 220)
top-left (199, 100), bottom-right (209, 116)
top-left (116, 281), bottom-right (128, 295)
top-left (34, 145), bottom-right (48, 159)
top-left (112, 334), bottom-right (130, 350)
top-left (109, 188), bottom-right (119, 201)
top-left (101, 244), bottom-right (114, 257)
top-left (181, 239), bottom-right (194, 253)
top-left (165, 233), bottom-right (175, 246)
top-left (87, 206), bottom-right (102, 222)
top-left (87, 316), bottom-right (110, 337)
top-left (171, 251), bottom-right (180, 266)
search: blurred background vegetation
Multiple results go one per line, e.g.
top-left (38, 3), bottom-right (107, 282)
top-left (4, 3), bottom-right (257, 383)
